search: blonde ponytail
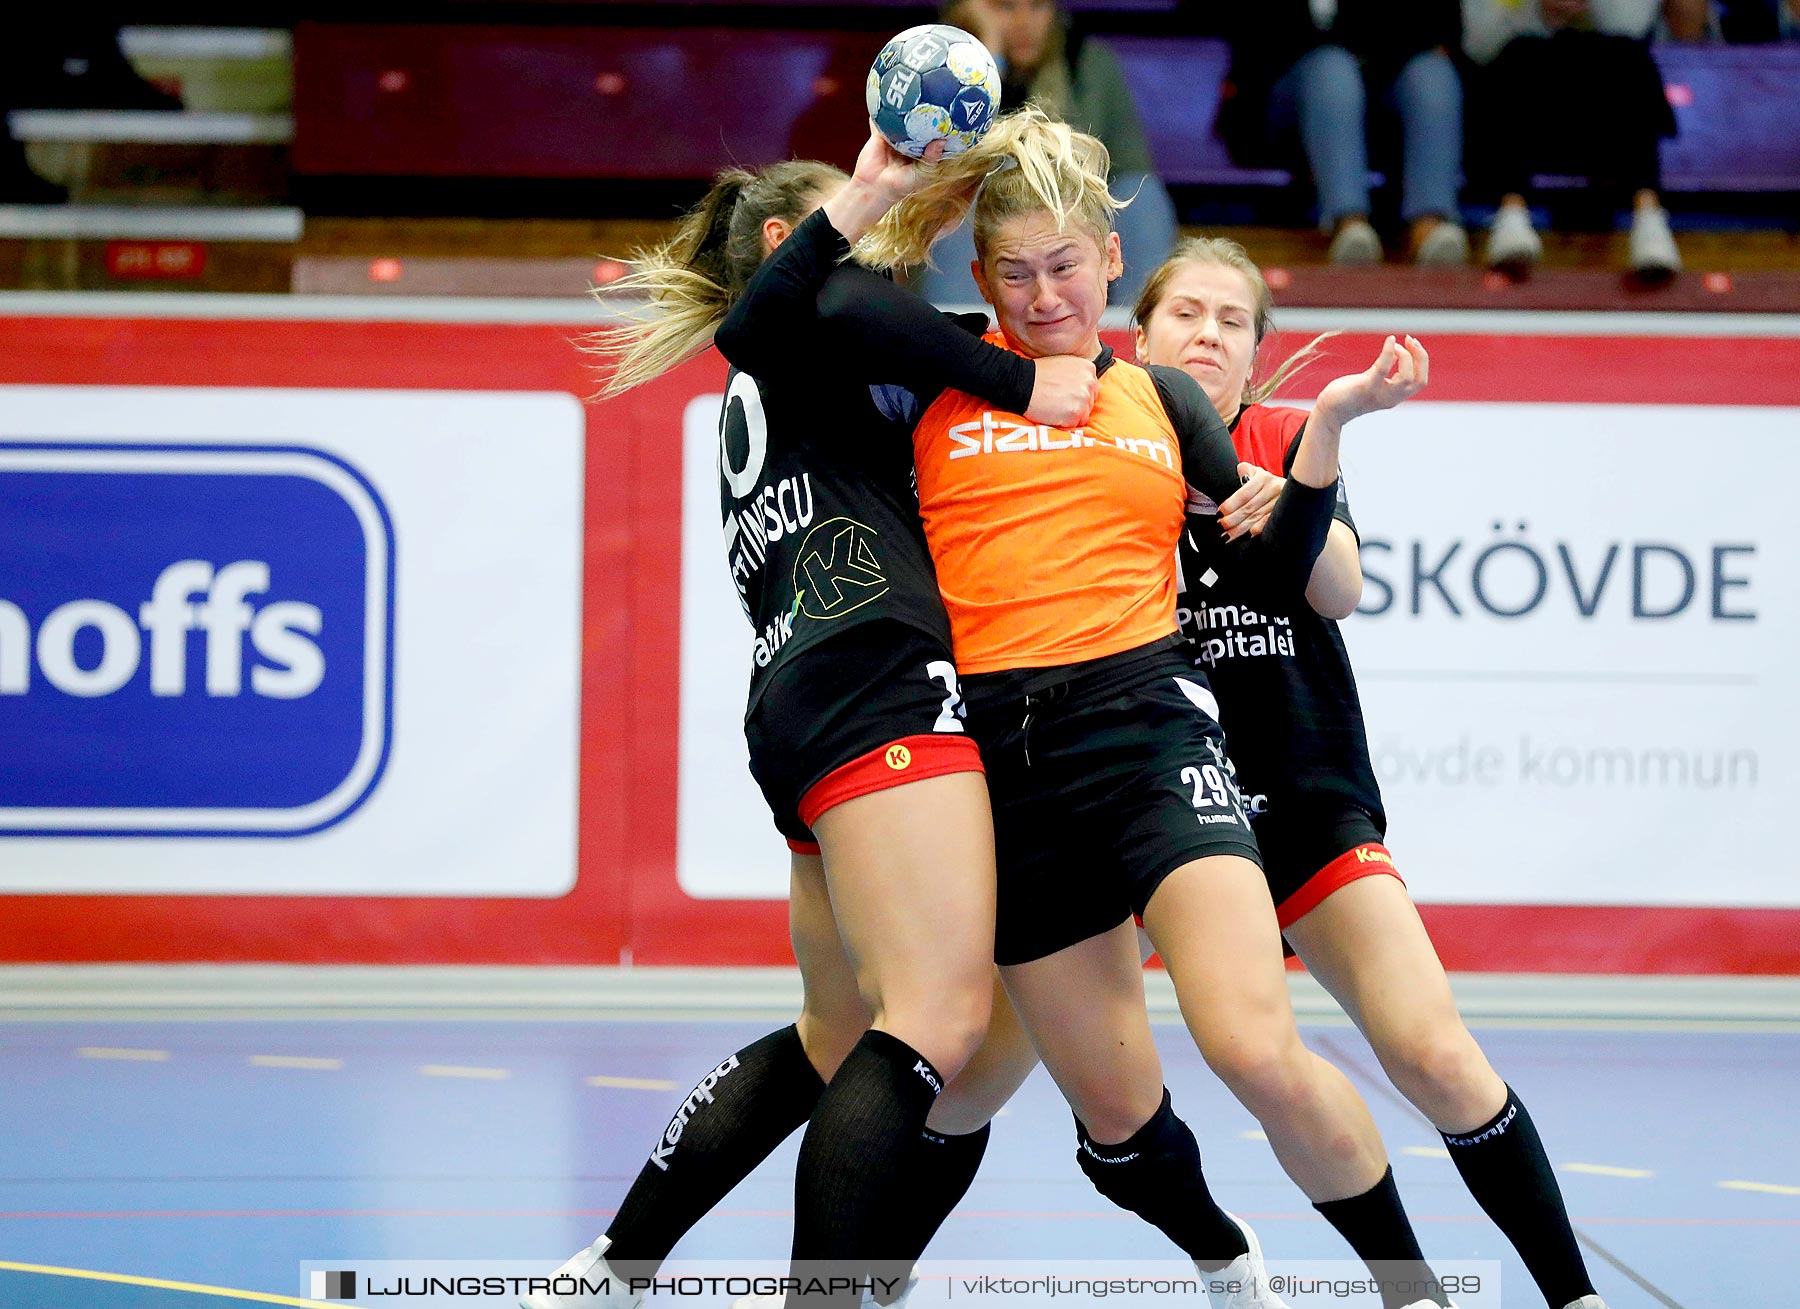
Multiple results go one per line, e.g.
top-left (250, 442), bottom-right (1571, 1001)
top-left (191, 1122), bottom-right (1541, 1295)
top-left (589, 159), bottom-right (845, 398)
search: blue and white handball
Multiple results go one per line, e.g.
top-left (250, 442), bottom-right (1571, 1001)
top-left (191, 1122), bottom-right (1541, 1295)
top-left (865, 24), bottom-right (1001, 160)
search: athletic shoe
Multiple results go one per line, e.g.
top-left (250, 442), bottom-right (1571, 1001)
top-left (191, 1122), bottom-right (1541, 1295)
top-left (1628, 205), bottom-right (1681, 278)
top-left (1414, 222), bottom-right (1470, 267)
top-left (1328, 218), bottom-right (1382, 266)
top-left (1203, 1211), bottom-right (1291, 1309)
top-left (520, 1234), bottom-right (642, 1309)
top-left (1562, 1298), bottom-right (1610, 1309)
top-left (1484, 205), bottom-right (1541, 273)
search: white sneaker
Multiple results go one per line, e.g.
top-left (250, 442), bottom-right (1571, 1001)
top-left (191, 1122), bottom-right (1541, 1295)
top-left (1484, 204), bottom-right (1541, 272)
top-left (1629, 205), bottom-right (1682, 277)
top-left (520, 1234), bottom-right (642, 1309)
top-left (1562, 1298), bottom-right (1610, 1309)
top-left (1328, 218), bottom-right (1383, 266)
top-left (1414, 221), bottom-right (1470, 267)
top-left (1202, 1211), bottom-right (1291, 1309)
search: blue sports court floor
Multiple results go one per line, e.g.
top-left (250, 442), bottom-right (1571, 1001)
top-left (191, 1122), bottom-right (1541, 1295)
top-left (1, 982), bottom-right (1795, 1308)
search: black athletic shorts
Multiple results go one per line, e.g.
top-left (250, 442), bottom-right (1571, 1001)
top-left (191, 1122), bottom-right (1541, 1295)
top-left (744, 620), bottom-right (983, 852)
top-left (963, 640), bottom-right (1262, 966)
top-left (1252, 799), bottom-right (1400, 930)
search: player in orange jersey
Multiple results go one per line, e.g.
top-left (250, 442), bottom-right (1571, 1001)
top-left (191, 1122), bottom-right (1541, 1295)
top-left (845, 108), bottom-right (1453, 1309)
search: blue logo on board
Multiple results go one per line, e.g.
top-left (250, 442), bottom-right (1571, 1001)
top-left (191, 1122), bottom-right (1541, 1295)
top-left (0, 442), bottom-right (395, 837)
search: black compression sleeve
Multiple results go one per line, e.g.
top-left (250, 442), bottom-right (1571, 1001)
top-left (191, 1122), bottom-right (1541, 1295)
top-left (1146, 364), bottom-right (1242, 505)
top-left (1253, 477), bottom-right (1338, 598)
top-left (713, 209), bottom-right (851, 382)
top-left (816, 265), bottom-right (1034, 413)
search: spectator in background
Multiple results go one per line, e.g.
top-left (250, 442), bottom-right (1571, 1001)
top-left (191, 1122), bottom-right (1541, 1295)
top-left (0, 14), bottom-right (180, 203)
top-left (1218, 1), bottom-right (1470, 266)
top-left (1712, 0), bottom-right (1799, 40)
top-left (1462, 0), bottom-right (1707, 277)
top-left (909, 0), bottom-right (1177, 305)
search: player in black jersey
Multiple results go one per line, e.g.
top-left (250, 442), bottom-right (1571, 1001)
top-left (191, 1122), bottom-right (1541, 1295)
top-left (1136, 237), bottom-right (1607, 1309)
top-left (522, 124), bottom-right (1101, 1309)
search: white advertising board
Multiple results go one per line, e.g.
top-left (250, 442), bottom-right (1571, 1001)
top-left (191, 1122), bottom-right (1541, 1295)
top-left (0, 386), bottom-right (584, 896)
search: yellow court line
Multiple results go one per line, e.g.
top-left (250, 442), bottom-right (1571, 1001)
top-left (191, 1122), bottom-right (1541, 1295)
top-left (78, 1047), bottom-right (170, 1061)
top-left (1719, 1179), bottom-right (1800, 1196)
top-left (1402, 1146), bottom-right (1451, 1159)
top-left (419, 1064), bottom-right (509, 1080)
top-left (0, 1261), bottom-right (319, 1306)
top-left (586, 1074), bottom-right (677, 1091)
top-left (1565, 1163), bottom-right (1655, 1179)
top-left (249, 1056), bottom-right (343, 1071)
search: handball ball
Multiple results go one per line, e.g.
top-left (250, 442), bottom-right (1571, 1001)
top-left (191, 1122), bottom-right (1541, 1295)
top-left (865, 24), bottom-right (1001, 160)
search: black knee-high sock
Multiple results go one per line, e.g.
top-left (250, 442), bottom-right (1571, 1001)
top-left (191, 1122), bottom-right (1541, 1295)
top-left (788, 1030), bottom-right (944, 1303)
top-left (1313, 1167), bottom-right (1448, 1309)
top-left (1442, 1087), bottom-right (1595, 1307)
top-left (867, 1123), bottom-right (991, 1302)
top-left (606, 1025), bottom-right (824, 1279)
top-left (1073, 1088), bottom-right (1248, 1272)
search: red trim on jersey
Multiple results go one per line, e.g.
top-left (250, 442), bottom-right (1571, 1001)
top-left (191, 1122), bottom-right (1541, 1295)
top-left (786, 838), bottom-right (822, 857)
top-left (1231, 403), bottom-right (1309, 475)
top-left (1276, 843), bottom-right (1405, 929)
top-left (797, 734), bottom-right (984, 828)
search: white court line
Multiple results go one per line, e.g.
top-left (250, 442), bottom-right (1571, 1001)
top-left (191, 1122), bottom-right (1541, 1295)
top-left (1565, 1163), bottom-right (1656, 1179)
top-left (249, 1055), bottom-right (343, 1070)
top-left (419, 1064), bottom-right (510, 1080)
top-left (1718, 1179), bottom-right (1800, 1196)
top-left (77, 1046), bottom-right (169, 1061)
top-left (587, 1074), bottom-right (677, 1091)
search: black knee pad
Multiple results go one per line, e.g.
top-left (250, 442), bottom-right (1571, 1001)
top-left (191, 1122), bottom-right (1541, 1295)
top-left (1073, 1087), bottom-right (1198, 1206)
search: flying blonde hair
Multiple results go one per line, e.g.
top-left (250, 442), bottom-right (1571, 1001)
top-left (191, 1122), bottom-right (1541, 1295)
top-left (1133, 235), bottom-right (1337, 408)
top-left (855, 104), bottom-right (1123, 274)
top-left (589, 159), bottom-right (845, 398)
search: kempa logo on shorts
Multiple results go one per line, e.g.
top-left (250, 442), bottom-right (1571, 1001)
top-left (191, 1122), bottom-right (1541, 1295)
top-left (946, 412), bottom-right (1173, 469)
top-left (649, 1054), bottom-right (741, 1170)
top-left (1353, 846), bottom-right (1394, 867)
top-left (885, 745), bottom-right (913, 770)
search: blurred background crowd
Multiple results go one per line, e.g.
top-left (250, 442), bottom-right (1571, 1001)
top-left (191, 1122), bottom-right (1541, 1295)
top-left (1, 0), bottom-right (1795, 301)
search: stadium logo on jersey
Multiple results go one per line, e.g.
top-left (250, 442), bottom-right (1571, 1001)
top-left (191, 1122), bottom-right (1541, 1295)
top-left (945, 412), bottom-right (1174, 470)
top-left (0, 442), bottom-right (394, 837)
top-left (793, 517), bottom-right (889, 621)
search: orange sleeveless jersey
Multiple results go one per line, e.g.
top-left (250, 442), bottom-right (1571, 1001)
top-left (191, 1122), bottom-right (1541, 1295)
top-left (913, 337), bottom-right (1188, 675)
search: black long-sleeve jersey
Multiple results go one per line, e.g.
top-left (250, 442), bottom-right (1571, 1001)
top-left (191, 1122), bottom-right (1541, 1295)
top-left (1177, 404), bottom-right (1385, 824)
top-left (710, 208), bottom-right (1035, 714)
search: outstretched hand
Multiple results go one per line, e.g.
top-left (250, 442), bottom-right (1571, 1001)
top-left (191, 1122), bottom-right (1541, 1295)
top-left (1313, 334), bottom-right (1429, 430)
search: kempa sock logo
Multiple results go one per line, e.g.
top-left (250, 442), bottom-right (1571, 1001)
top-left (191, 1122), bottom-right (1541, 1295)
top-left (650, 1054), bottom-right (742, 1170)
top-left (310, 1270), bottom-right (356, 1300)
